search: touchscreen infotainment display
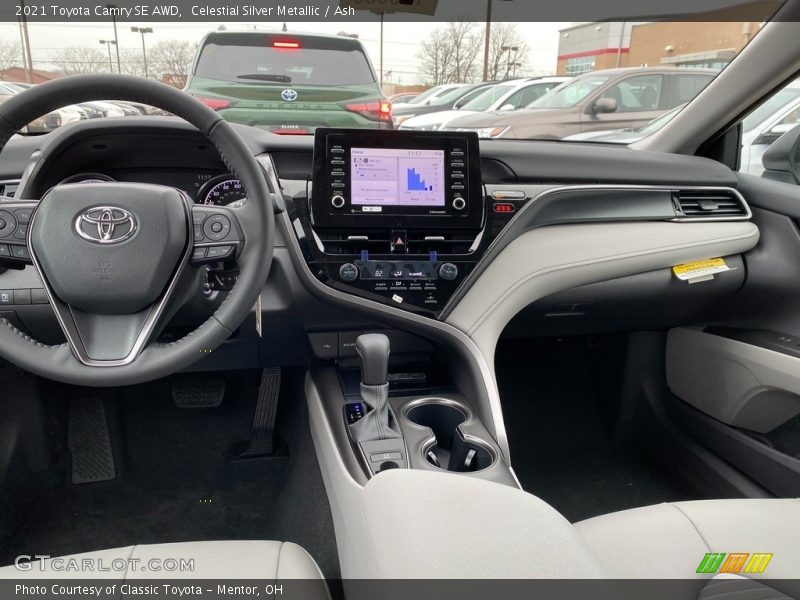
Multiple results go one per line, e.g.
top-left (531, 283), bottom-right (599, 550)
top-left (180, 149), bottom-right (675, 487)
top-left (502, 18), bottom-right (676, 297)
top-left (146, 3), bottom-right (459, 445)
top-left (350, 148), bottom-right (445, 207)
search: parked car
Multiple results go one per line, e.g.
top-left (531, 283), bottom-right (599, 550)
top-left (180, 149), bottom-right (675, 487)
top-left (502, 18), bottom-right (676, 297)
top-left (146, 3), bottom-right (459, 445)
top-left (185, 31), bottom-right (391, 134)
top-left (390, 83), bottom-right (466, 110)
top-left (445, 67), bottom-right (717, 139)
top-left (563, 103), bottom-right (688, 144)
top-left (389, 92), bottom-right (420, 104)
top-left (400, 77), bottom-right (570, 131)
top-left (392, 82), bottom-right (498, 127)
top-left (106, 101), bottom-right (146, 116)
top-left (563, 80), bottom-right (800, 175)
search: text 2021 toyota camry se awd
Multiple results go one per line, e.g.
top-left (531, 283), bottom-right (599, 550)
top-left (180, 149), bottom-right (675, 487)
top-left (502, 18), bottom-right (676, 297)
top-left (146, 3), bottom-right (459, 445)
top-left (0, 8), bottom-right (800, 600)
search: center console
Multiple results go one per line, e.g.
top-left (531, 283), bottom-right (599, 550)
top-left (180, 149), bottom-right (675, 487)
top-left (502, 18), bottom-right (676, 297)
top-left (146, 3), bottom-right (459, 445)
top-left (297, 128), bottom-right (491, 316)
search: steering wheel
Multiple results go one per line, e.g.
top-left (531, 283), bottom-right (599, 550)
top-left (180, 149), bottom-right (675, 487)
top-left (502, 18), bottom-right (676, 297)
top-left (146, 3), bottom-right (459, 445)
top-left (0, 75), bottom-right (274, 386)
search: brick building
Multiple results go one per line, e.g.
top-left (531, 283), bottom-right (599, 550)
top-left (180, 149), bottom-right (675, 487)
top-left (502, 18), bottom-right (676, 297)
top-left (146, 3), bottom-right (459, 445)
top-left (556, 21), bottom-right (763, 76)
top-left (627, 21), bottom-right (761, 69)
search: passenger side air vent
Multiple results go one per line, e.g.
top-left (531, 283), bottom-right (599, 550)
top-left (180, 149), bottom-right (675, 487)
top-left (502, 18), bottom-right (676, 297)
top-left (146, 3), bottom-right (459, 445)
top-left (674, 189), bottom-right (748, 219)
top-left (314, 228), bottom-right (478, 256)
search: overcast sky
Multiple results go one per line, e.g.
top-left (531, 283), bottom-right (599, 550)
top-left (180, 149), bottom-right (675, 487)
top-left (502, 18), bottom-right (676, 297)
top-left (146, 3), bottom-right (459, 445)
top-left (0, 21), bottom-right (569, 83)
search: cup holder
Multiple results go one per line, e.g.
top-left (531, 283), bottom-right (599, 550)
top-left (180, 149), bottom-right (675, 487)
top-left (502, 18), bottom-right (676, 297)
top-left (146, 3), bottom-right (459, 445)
top-left (404, 399), bottom-right (495, 473)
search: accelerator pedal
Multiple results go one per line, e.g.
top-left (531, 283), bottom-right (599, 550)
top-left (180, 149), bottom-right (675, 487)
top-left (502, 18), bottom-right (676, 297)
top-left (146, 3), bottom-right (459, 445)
top-left (233, 368), bottom-right (287, 460)
top-left (172, 379), bottom-right (226, 408)
top-left (68, 397), bottom-right (116, 484)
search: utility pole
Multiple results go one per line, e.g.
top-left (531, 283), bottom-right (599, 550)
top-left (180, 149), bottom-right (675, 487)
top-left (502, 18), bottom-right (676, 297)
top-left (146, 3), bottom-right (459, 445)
top-left (131, 27), bottom-right (153, 77)
top-left (108, 4), bottom-right (121, 73)
top-left (482, 0), bottom-right (513, 82)
top-left (17, 0), bottom-right (34, 83)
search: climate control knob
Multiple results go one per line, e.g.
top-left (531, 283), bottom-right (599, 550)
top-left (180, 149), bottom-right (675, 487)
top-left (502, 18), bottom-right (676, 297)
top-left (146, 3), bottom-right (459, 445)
top-left (452, 196), bottom-right (466, 211)
top-left (438, 262), bottom-right (459, 281)
top-left (331, 195), bottom-right (346, 209)
top-left (339, 263), bottom-right (359, 282)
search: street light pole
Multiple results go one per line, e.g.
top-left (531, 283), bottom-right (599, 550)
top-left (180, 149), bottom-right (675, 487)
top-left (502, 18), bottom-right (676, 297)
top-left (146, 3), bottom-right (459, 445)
top-left (482, 0), bottom-right (513, 82)
top-left (99, 39), bottom-right (116, 72)
top-left (131, 27), bottom-right (153, 78)
top-left (107, 4), bottom-right (121, 73)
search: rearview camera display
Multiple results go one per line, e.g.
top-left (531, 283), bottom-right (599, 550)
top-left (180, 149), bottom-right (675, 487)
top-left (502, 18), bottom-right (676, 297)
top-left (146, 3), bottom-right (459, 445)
top-left (350, 147), bottom-right (445, 207)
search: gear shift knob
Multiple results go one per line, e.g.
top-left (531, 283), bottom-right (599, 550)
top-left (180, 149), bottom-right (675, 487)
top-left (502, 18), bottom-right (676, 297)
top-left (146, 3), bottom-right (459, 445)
top-left (356, 333), bottom-right (390, 386)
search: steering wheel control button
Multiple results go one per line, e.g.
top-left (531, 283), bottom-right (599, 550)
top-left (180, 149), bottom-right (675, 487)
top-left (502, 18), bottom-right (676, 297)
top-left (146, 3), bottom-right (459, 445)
top-left (192, 247), bottom-right (207, 261)
top-left (192, 211), bottom-right (207, 225)
top-left (0, 210), bottom-right (15, 238)
top-left (11, 246), bottom-right (30, 260)
top-left (194, 226), bottom-right (205, 242)
top-left (202, 214), bottom-right (231, 241)
top-left (438, 263), bottom-right (459, 281)
top-left (14, 208), bottom-right (32, 222)
top-left (13, 224), bottom-right (28, 239)
top-left (13, 289), bottom-right (30, 305)
top-left (31, 289), bottom-right (49, 304)
top-left (206, 245), bottom-right (233, 259)
top-left (339, 263), bottom-right (359, 282)
top-left (0, 244), bottom-right (9, 257)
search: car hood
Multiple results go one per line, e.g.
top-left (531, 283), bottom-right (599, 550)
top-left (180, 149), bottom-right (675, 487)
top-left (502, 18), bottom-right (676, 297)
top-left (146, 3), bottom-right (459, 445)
top-left (444, 107), bottom-right (572, 129)
top-left (400, 110), bottom-right (479, 128)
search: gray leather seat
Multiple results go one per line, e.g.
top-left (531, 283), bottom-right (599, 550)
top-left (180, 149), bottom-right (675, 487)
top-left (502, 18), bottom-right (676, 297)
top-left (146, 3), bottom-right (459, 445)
top-left (574, 499), bottom-right (800, 580)
top-left (0, 540), bottom-right (326, 582)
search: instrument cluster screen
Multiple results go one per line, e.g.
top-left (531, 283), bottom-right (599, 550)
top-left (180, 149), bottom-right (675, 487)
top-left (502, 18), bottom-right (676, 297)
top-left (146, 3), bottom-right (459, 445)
top-left (350, 148), bottom-right (445, 208)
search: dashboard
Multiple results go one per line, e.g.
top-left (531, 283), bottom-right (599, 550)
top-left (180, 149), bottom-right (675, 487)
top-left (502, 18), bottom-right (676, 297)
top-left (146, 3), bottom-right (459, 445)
top-left (0, 117), bottom-right (757, 349)
top-left (59, 170), bottom-right (247, 206)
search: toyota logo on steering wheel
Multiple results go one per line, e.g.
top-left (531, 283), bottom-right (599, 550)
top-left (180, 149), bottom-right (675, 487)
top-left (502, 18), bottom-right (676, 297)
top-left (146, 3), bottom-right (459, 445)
top-left (75, 206), bottom-right (138, 244)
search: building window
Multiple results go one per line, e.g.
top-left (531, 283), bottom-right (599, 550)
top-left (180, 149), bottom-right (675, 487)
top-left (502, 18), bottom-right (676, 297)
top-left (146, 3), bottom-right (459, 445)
top-left (565, 56), bottom-right (596, 76)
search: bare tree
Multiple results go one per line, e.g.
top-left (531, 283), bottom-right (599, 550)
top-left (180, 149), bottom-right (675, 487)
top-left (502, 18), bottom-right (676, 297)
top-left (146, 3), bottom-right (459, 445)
top-left (418, 28), bottom-right (454, 86)
top-left (0, 40), bottom-right (22, 73)
top-left (149, 40), bottom-right (196, 87)
top-left (418, 21), bottom-right (483, 86)
top-left (119, 47), bottom-right (147, 78)
top-left (486, 23), bottom-right (530, 80)
top-left (52, 47), bottom-right (109, 75)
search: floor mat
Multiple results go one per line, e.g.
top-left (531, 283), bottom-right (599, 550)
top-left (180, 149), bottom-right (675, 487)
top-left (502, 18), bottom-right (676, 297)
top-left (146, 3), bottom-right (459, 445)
top-left (496, 337), bottom-right (702, 523)
top-left (1, 370), bottom-right (340, 579)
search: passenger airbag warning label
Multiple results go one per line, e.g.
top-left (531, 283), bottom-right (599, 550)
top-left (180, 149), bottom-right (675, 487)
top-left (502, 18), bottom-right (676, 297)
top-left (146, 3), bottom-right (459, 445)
top-left (672, 258), bottom-right (731, 282)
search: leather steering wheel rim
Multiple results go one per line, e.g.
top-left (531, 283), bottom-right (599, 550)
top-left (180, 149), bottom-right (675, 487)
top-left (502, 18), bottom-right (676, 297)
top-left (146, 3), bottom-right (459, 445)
top-left (0, 74), bottom-right (274, 386)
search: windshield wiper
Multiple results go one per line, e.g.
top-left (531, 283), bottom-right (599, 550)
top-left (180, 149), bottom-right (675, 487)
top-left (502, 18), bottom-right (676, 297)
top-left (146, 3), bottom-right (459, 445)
top-left (236, 74), bottom-right (292, 83)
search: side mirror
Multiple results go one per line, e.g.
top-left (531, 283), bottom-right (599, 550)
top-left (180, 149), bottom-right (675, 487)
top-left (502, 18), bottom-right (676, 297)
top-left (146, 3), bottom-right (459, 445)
top-left (761, 123), bottom-right (800, 185)
top-left (592, 97), bottom-right (618, 114)
top-left (498, 103), bottom-right (516, 111)
top-left (770, 122), bottom-right (797, 136)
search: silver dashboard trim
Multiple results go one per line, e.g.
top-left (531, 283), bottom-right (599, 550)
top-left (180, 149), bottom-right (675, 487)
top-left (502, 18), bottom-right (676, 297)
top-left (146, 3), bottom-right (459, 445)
top-left (260, 153), bottom-right (513, 464)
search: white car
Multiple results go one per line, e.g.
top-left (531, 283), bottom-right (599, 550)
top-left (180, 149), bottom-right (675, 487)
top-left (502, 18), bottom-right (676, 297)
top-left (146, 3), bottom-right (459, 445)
top-left (399, 77), bottom-right (570, 131)
top-left (740, 82), bottom-right (800, 175)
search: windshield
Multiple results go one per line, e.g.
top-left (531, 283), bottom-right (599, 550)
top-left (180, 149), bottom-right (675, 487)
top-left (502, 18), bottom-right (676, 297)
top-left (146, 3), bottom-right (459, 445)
top-left (461, 85), bottom-right (515, 111)
top-left (530, 74), bottom-right (611, 109)
top-left (0, 15), bottom-right (771, 141)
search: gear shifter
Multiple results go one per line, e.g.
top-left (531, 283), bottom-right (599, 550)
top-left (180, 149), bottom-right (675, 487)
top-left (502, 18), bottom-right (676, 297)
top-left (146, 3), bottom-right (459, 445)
top-left (349, 333), bottom-right (401, 441)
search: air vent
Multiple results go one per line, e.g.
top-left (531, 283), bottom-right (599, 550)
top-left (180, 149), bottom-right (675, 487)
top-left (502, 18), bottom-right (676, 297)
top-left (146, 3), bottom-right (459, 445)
top-left (314, 228), bottom-right (477, 256)
top-left (674, 189), bottom-right (748, 219)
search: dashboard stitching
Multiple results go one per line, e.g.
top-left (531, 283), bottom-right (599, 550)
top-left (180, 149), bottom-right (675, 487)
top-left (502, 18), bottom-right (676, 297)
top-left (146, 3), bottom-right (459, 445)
top-left (465, 225), bottom-right (760, 336)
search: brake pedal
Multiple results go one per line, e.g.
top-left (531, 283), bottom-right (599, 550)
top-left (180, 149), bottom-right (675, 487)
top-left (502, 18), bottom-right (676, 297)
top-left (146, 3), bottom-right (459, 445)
top-left (172, 379), bottom-right (226, 408)
top-left (68, 397), bottom-right (116, 484)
